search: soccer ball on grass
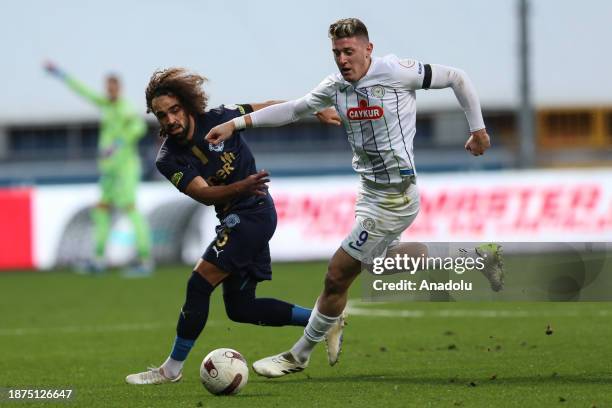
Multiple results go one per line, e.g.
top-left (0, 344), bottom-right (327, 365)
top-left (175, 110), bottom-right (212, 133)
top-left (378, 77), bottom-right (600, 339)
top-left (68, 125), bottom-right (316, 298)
top-left (200, 348), bottom-right (248, 395)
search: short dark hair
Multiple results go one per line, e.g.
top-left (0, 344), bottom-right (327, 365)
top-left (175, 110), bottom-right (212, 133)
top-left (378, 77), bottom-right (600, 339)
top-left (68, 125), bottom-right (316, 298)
top-left (106, 73), bottom-right (120, 84)
top-left (145, 68), bottom-right (208, 116)
top-left (328, 18), bottom-right (369, 41)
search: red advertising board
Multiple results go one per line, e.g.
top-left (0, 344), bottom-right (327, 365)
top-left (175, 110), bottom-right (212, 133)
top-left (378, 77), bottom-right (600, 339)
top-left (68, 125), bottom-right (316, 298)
top-left (0, 188), bottom-right (33, 269)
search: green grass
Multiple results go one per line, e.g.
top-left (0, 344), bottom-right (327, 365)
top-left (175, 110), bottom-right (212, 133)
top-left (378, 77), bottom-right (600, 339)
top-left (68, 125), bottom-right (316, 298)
top-left (1, 262), bottom-right (611, 407)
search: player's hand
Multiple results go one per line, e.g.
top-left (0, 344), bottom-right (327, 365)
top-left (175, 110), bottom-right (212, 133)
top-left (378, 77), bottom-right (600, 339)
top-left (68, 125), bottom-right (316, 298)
top-left (43, 60), bottom-right (65, 79)
top-left (316, 107), bottom-right (342, 126)
top-left (237, 170), bottom-right (270, 197)
top-left (205, 122), bottom-right (235, 145)
top-left (465, 129), bottom-right (491, 156)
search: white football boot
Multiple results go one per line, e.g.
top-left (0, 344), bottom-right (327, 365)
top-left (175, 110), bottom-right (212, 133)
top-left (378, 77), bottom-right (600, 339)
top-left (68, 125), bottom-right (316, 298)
top-left (252, 351), bottom-right (308, 378)
top-left (325, 311), bottom-right (346, 366)
top-left (476, 243), bottom-right (505, 292)
top-left (125, 367), bottom-right (182, 385)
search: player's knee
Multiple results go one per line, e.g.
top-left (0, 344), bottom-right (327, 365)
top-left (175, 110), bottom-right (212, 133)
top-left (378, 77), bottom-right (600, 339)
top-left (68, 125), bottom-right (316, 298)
top-left (225, 307), bottom-right (254, 324)
top-left (223, 296), bottom-right (252, 323)
top-left (323, 267), bottom-right (349, 296)
top-left (184, 272), bottom-right (214, 312)
top-left (324, 256), bottom-right (361, 296)
top-left (225, 304), bottom-right (249, 323)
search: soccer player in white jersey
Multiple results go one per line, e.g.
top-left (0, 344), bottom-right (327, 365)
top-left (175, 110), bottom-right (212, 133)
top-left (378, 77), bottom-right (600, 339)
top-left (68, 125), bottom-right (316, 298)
top-left (206, 17), bottom-right (503, 377)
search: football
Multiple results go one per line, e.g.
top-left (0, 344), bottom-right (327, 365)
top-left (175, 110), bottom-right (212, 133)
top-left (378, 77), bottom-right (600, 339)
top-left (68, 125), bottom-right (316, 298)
top-left (199, 348), bottom-right (249, 395)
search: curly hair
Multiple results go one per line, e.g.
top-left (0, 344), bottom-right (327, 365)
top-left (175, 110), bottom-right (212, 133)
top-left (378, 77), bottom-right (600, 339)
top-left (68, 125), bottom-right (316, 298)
top-left (145, 68), bottom-right (208, 117)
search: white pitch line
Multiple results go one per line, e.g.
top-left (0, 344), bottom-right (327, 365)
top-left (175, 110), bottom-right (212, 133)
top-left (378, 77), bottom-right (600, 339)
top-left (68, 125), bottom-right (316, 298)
top-left (2, 308), bottom-right (609, 337)
top-left (0, 321), bottom-right (218, 337)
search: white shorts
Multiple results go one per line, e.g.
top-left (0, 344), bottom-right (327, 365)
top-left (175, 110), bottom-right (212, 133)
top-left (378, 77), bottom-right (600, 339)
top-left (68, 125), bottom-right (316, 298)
top-left (341, 176), bottom-right (420, 264)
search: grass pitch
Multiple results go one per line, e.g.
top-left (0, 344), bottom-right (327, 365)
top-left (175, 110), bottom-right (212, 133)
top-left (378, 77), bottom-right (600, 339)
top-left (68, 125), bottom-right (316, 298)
top-left (1, 262), bottom-right (611, 407)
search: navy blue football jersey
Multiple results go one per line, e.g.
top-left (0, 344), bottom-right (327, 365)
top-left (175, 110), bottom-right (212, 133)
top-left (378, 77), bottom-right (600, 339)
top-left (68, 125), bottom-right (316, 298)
top-left (156, 104), bottom-right (268, 217)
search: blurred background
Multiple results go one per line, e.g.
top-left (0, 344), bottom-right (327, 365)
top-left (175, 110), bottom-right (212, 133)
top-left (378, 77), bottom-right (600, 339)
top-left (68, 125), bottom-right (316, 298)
top-left (1, 0), bottom-right (611, 270)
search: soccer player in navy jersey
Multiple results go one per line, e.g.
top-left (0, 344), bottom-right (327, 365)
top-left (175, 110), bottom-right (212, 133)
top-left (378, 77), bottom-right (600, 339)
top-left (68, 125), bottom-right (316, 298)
top-left (125, 68), bottom-right (340, 385)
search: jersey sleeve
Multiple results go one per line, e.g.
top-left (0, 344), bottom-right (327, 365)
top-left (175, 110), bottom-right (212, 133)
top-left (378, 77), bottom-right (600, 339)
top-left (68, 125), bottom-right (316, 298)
top-left (387, 55), bottom-right (432, 91)
top-left (155, 144), bottom-right (199, 193)
top-left (211, 104), bottom-right (254, 131)
top-left (301, 76), bottom-right (336, 112)
top-left (221, 104), bottom-right (254, 119)
top-left (64, 75), bottom-right (109, 107)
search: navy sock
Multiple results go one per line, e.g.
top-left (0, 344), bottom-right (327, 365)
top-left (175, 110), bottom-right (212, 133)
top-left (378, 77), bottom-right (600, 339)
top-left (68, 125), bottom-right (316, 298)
top-left (224, 288), bottom-right (307, 327)
top-left (290, 305), bottom-right (312, 326)
top-left (176, 271), bottom-right (214, 342)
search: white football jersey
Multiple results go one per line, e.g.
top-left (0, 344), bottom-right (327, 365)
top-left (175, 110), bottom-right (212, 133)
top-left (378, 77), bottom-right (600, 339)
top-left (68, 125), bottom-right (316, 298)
top-left (303, 54), bottom-right (430, 184)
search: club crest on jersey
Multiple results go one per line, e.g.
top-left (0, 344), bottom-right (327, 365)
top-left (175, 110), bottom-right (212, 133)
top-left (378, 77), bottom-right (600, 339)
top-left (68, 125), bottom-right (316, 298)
top-left (371, 86), bottom-right (385, 98)
top-left (209, 141), bottom-right (224, 152)
top-left (399, 59), bottom-right (416, 69)
top-left (347, 100), bottom-right (384, 121)
top-left (223, 214), bottom-right (240, 228)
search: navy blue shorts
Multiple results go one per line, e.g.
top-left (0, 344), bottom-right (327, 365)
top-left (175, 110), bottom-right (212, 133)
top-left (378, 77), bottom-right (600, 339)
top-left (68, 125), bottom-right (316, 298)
top-left (203, 198), bottom-right (277, 282)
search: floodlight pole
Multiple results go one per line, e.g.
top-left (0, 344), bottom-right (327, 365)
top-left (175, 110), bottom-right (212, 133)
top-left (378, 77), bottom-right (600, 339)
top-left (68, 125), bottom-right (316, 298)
top-left (518, 0), bottom-right (536, 168)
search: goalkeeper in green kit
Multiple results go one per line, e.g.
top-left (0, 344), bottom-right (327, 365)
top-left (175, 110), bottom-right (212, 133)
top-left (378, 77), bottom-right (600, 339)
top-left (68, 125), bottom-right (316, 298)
top-left (44, 61), bottom-right (153, 276)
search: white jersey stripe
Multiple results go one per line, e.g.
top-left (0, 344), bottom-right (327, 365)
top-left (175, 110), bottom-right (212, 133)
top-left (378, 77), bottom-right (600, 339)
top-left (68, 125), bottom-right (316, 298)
top-left (392, 88), bottom-right (416, 173)
top-left (361, 93), bottom-right (390, 182)
top-left (357, 107), bottom-right (382, 182)
top-left (377, 93), bottom-right (402, 180)
top-left (343, 90), bottom-right (367, 174)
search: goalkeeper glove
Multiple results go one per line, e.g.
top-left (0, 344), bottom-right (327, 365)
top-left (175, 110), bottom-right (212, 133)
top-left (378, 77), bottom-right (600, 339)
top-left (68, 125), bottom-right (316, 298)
top-left (43, 61), bottom-right (67, 80)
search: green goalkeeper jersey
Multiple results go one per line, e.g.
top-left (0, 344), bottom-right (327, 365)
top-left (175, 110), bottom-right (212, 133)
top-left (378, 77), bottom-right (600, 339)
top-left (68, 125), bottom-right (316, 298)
top-left (65, 76), bottom-right (146, 174)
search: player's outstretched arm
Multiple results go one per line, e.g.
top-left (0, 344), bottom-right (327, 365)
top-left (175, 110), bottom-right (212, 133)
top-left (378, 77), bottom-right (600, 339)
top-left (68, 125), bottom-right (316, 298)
top-left (428, 64), bottom-right (490, 156)
top-left (184, 171), bottom-right (270, 206)
top-left (43, 60), bottom-right (67, 80)
top-left (206, 78), bottom-right (337, 144)
top-left (249, 100), bottom-right (340, 126)
top-left (206, 99), bottom-right (319, 144)
top-left (249, 100), bottom-right (286, 111)
top-left (42, 60), bottom-right (107, 107)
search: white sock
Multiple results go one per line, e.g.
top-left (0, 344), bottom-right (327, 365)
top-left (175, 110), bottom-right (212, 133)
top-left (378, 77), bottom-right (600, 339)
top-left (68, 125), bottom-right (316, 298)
top-left (161, 357), bottom-right (183, 379)
top-left (290, 336), bottom-right (316, 363)
top-left (290, 303), bottom-right (339, 363)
